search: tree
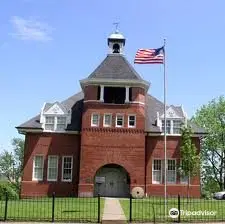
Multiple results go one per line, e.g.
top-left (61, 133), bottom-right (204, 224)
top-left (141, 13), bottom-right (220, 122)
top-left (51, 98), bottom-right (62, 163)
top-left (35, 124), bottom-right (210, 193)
top-left (11, 138), bottom-right (24, 179)
top-left (0, 150), bottom-right (15, 183)
top-left (192, 96), bottom-right (225, 192)
top-left (0, 138), bottom-right (24, 190)
top-left (179, 126), bottom-right (200, 198)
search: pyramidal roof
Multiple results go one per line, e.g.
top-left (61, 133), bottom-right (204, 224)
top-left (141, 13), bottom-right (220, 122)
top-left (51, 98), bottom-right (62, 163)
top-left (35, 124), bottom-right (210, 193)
top-left (88, 54), bottom-right (143, 80)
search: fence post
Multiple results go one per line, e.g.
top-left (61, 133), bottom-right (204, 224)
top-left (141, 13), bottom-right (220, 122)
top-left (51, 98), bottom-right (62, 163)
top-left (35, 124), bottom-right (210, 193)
top-left (52, 192), bottom-right (55, 223)
top-left (129, 194), bottom-right (132, 222)
top-left (4, 192), bottom-right (8, 221)
top-left (98, 194), bottom-right (100, 223)
top-left (178, 194), bottom-right (181, 223)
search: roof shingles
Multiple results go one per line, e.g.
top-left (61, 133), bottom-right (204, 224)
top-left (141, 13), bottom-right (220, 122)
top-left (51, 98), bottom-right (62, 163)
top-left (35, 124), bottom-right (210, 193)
top-left (88, 54), bottom-right (143, 80)
top-left (17, 91), bottom-right (204, 134)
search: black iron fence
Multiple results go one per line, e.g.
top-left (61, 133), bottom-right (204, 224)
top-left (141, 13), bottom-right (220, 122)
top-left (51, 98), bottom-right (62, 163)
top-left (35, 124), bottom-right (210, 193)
top-left (1, 192), bottom-right (225, 223)
top-left (0, 192), bottom-right (101, 223)
top-left (128, 194), bottom-right (225, 223)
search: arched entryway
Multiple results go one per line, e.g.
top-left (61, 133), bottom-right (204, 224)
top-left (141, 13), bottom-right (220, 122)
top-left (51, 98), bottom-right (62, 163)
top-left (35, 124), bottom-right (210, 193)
top-left (94, 164), bottom-right (130, 197)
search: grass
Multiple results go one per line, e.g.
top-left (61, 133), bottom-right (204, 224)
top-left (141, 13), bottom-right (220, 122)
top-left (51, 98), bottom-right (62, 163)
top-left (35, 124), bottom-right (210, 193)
top-left (120, 197), bottom-right (225, 223)
top-left (0, 197), bottom-right (105, 222)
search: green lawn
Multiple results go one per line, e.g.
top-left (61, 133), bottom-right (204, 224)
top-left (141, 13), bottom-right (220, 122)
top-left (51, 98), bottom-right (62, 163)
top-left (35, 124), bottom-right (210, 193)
top-left (0, 197), bottom-right (105, 222)
top-left (120, 197), bottom-right (225, 223)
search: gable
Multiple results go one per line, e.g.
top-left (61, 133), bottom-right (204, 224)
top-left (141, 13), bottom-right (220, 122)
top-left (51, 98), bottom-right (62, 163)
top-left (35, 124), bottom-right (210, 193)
top-left (44, 103), bottom-right (65, 115)
top-left (160, 106), bottom-right (183, 119)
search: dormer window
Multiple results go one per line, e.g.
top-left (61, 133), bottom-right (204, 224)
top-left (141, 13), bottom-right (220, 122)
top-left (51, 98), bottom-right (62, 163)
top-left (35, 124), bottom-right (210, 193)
top-left (162, 120), bottom-right (171, 134)
top-left (173, 120), bottom-right (182, 134)
top-left (40, 102), bottom-right (71, 132)
top-left (162, 119), bottom-right (182, 134)
top-left (159, 106), bottom-right (186, 135)
top-left (56, 117), bottom-right (67, 131)
top-left (44, 116), bottom-right (67, 131)
top-left (45, 117), bottom-right (55, 131)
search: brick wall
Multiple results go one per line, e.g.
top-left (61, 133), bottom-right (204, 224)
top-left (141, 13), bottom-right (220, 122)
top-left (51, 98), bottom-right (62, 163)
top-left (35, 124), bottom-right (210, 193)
top-left (84, 85), bottom-right (145, 104)
top-left (145, 136), bottom-right (201, 197)
top-left (131, 87), bottom-right (145, 103)
top-left (84, 86), bottom-right (99, 101)
top-left (79, 129), bottom-right (146, 196)
top-left (79, 98), bottom-right (146, 196)
top-left (21, 133), bottom-right (81, 197)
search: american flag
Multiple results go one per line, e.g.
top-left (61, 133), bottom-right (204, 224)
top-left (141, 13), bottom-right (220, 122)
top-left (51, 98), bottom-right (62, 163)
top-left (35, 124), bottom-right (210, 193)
top-left (134, 46), bottom-right (164, 64)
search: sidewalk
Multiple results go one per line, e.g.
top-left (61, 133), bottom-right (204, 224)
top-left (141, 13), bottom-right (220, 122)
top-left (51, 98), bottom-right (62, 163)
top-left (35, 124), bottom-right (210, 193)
top-left (102, 197), bottom-right (127, 224)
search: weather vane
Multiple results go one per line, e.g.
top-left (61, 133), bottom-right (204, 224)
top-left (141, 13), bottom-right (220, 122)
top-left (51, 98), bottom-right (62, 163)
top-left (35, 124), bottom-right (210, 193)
top-left (113, 22), bottom-right (119, 32)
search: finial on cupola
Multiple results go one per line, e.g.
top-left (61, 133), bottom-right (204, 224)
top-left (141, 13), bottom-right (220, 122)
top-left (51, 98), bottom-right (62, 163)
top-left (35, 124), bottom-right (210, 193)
top-left (107, 22), bottom-right (126, 54)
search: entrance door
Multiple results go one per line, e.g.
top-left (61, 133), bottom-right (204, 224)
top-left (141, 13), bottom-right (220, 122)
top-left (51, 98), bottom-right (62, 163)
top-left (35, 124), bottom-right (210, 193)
top-left (95, 165), bottom-right (130, 197)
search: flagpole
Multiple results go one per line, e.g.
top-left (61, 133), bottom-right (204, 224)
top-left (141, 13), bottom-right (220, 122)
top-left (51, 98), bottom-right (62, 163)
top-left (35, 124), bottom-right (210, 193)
top-left (163, 38), bottom-right (167, 221)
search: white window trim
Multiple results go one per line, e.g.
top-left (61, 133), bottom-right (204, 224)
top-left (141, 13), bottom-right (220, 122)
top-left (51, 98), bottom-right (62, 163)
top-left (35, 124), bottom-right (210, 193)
top-left (32, 155), bottom-right (44, 181)
top-left (47, 156), bottom-right (58, 182)
top-left (128, 114), bottom-right (136, 128)
top-left (103, 113), bottom-right (112, 127)
top-left (152, 159), bottom-right (162, 184)
top-left (44, 115), bottom-right (67, 132)
top-left (167, 159), bottom-right (177, 184)
top-left (116, 114), bottom-right (124, 128)
top-left (61, 156), bottom-right (73, 182)
top-left (91, 113), bottom-right (100, 127)
top-left (161, 119), bottom-right (183, 136)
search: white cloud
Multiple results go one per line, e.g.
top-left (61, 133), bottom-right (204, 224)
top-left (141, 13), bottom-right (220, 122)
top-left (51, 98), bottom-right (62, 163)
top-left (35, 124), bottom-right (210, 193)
top-left (10, 16), bottom-right (53, 42)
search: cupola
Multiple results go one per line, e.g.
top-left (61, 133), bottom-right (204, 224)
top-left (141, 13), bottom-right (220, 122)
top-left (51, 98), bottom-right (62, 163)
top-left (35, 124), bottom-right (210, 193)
top-left (107, 29), bottom-right (126, 54)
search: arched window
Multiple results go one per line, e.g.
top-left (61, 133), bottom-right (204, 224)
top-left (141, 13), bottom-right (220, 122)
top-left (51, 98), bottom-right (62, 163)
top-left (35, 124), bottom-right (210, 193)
top-left (113, 43), bottom-right (120, 53)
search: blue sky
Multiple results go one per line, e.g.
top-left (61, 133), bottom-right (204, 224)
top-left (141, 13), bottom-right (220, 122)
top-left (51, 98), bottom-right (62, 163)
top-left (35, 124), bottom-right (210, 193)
top-left (0, 0), bottom-right (224, 151)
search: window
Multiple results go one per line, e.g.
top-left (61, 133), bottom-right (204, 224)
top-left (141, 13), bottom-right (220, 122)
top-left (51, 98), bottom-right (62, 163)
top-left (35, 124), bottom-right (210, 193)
top-left (62, 156), bottom-right (73, 182)
top-left (45, 116), bottom-right (67, 131)
top-left (57, 117), bottom-right (67, 131)
top-left (152, 160), bottom-right (162, 184)
top-left (103, 114), bottom-right (112, 127)
top-left (162, 120), bottom-right (171, 134)
top-left (128, 115), bottom-right (136, 128)
top-left (173, 120), bottom-right (182, 134)
top-left (104, 87), bottom-right (125, 104)
top-left (167, 159), bottom-right (176, 183)
top-left (33, 156), bottom-right (44, 181)
top-left (91, 114), bottom-right (100, 127)
top-left (162, 120), bottom-right (183, 134)
top-left (47, 156), bottom-right (58, 181)
top-left (116, 114), bottom-right (124, 127)
top-left (45, 116), bottom-right (55, 131)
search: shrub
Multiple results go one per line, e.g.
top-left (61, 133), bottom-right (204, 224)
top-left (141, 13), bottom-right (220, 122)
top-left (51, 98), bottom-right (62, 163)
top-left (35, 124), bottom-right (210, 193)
top-left (201, 190), bottom-right (213, 200)
top-left (0, 182), bottom-right (19, 200)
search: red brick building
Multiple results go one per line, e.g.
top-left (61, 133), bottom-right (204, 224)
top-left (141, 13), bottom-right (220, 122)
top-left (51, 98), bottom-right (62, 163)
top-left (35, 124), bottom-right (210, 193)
top-left (17, 31), bottom-right (205, 198)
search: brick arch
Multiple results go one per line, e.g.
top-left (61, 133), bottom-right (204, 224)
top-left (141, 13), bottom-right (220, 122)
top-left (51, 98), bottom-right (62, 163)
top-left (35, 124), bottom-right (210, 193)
top-left (93, 162), bottom-right (133, 181)
top-left (93, 163), bottom-right (131, 197)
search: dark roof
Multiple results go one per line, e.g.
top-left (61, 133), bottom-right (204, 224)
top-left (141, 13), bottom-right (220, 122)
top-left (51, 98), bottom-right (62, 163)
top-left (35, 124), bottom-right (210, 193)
top-left (145, 95), bottom-right (164, 133)
top-left (88, 54), bottom-right (143, 80)
top-left (17, 91), bottom-right (205, 134)
top-left (17, 92), bottom-right (84, 131)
